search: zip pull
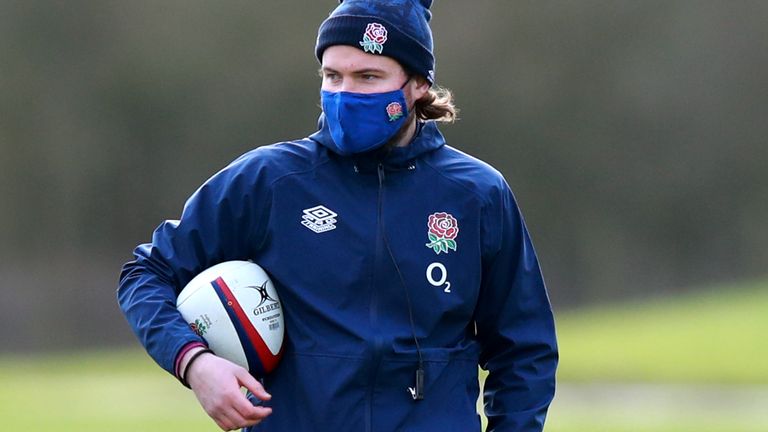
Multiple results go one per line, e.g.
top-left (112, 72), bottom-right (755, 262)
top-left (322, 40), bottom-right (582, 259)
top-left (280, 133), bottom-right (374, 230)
top-left (408, 367), bottom-right (425, 401)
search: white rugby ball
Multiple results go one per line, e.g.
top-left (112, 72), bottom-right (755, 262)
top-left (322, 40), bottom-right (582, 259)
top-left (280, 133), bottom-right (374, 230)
top-left (176, 260), bottom-right (284, 376)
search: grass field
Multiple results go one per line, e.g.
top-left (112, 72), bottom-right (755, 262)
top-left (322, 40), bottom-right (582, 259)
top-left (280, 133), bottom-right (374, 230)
top-left (1, 279), bottom-right (766, 431)
top-left (555, 278), bottom-right (768, 384)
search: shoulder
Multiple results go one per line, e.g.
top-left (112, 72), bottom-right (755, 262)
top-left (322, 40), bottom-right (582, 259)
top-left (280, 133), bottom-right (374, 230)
top-left (422, 144), bottom-right (510, 205)
top-left (220, 138), bottom-right (328, 184)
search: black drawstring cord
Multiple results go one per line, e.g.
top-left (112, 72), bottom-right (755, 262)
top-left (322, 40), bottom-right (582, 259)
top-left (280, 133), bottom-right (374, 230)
top-left (377, 164), bottom-right (425, 401)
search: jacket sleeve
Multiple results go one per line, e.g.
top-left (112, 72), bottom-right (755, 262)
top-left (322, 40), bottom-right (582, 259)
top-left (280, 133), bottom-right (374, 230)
top-left (117, 153), bottom-right (272, 377)
top-left (475, 181), bottom-right (558, 432)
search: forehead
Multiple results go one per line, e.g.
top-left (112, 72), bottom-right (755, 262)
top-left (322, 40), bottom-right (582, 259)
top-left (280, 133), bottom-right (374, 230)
top-left (321, 45), bottom-right (404, 73)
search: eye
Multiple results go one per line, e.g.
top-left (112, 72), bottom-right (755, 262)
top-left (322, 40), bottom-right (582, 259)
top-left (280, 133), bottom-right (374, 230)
top-left (361, 74), bottom-right (377, 81)
top-left (321, 71), bottom-right (341, 83)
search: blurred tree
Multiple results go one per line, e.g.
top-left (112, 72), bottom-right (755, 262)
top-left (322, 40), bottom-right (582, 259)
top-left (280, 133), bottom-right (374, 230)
top-left (0, 0), bottom-right (766, 351)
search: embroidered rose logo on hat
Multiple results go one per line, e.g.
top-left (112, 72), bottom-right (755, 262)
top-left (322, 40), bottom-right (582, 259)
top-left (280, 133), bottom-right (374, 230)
top-left (359, 22), bottom-right (388, 54)
top-left (425, 212), bottom-right (459, 254)
top-left (386, 102), bottom-right (404, 122)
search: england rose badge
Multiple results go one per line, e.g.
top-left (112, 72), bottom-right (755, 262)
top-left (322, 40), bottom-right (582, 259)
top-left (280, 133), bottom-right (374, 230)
top-left (425, 212), bottom-right (458, 254)
top-left (386, 102), bottom-right (404, 122)
top-left (359, 22), bottom-right (388, 54)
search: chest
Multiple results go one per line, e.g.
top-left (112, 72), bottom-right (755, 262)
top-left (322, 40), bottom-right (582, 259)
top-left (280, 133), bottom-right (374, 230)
top-left (255, 166), bottom-right (484, 335)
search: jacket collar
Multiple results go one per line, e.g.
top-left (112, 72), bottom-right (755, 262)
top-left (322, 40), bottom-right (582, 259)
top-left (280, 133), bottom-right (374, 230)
top-left (309, 114), bottom-right (446, 171)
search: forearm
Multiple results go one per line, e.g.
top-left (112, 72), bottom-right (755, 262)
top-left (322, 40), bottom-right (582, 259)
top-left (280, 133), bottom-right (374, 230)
top-left (482, 342), bottom-right (558, 431)
top-left (477, 185), bottom-right (558, 431)
top-left (118, 250), bottom-right (205, 374)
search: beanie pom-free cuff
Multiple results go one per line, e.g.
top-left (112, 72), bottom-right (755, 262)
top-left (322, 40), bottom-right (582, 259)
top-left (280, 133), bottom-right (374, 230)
top-left (316, 15), bottom-right (435, 85)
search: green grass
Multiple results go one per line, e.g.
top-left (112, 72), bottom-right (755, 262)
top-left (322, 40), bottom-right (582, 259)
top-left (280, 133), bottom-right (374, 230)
top-left (555, 278), bottom-right (768, 384)
top-left (0, 349), bottom-right (212, 431)
top-left (1, 278), bottom-right (766, 431)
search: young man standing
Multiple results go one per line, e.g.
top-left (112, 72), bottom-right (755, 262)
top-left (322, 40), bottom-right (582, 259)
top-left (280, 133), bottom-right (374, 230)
top-left (118, 1), bottom-right (558, 431)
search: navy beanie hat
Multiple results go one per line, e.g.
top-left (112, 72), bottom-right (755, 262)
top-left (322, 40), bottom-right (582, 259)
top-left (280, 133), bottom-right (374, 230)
top-left (315, 0), bottom-right (436, 85)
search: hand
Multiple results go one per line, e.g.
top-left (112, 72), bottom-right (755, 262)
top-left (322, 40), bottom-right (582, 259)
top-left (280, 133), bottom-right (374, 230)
top-left (184, 351), bottom-right (273, 431)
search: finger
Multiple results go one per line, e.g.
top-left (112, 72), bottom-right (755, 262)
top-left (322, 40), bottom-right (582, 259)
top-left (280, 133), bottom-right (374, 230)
top-left (230, 390), bottom-right (273, 422)
top-left (213, 413), bottom-right (237, 432)
top-left (221, 403), bottom-right (270, 430)
top-left (205, 390), bottom-right (246, 431)
top-left (218, 406), bottom-right (254, 431)
top-left (234, 402), bottom-right (273, 424)
top-left (236, 369), bottom-right (272, 401)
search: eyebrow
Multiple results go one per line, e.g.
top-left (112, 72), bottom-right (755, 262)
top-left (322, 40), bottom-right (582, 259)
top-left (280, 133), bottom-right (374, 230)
top-left (320, 66), bottom-right (388, 75)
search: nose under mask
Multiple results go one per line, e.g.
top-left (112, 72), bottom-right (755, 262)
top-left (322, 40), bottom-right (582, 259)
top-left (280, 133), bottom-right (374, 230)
top-left (320, 85), bottom-right (410, 156)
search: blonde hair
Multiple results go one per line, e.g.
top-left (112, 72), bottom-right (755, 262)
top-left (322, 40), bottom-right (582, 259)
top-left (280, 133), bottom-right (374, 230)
top-left (414, 85), bottom-right (458, 123)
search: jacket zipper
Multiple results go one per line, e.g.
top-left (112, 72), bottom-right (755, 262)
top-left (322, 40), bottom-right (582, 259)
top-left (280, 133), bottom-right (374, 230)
top-left (365, 163), bottom-right (388, 432)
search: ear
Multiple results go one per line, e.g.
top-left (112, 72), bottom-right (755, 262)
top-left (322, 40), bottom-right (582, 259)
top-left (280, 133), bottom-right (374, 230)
top-left (409, 75), bottom-right (431, 102)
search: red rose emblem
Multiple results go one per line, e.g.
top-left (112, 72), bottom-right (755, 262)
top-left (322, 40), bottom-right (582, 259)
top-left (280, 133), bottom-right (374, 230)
top-left (426, 212), bottom-right (459, 254)
top-left (365, 23), bottom-right (388, 44)
top-left (386, 102), bottom-right (403, 121)
top-left (360, 23), bottom-right (388, 54)
top-left (428, 212), bottom-right (459, 240)
top-left (386, 102), bottom-right (401, 116)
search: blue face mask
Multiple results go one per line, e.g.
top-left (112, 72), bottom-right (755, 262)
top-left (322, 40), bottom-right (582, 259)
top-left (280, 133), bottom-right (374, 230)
top-left (321, 84), bottom-right (410, 156)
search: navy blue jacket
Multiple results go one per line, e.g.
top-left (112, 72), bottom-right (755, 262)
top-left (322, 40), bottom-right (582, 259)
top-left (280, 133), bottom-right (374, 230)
top-left (118, 118), bottom-right (558, 431)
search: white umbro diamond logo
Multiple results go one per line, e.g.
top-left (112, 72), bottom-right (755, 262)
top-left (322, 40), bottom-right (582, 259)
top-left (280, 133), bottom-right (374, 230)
top-left (301, 205), bottom-right (338, 233)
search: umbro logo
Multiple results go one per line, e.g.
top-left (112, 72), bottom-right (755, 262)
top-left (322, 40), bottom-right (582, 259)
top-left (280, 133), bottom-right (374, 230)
top-left (301, 205), bottom-right (338, 233)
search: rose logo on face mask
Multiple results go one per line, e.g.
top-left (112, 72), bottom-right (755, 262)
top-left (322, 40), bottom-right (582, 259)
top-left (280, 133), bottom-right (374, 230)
top-left (386, 102), bottom-right (404, 122)
top-left (359, 23), bottom-right (388, 54)
top-left (425, 212), bottom-right (459, 254)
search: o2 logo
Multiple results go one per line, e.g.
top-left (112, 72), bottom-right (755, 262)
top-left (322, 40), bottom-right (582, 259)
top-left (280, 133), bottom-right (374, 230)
top-left (426, 262), bottom-right (451, 293)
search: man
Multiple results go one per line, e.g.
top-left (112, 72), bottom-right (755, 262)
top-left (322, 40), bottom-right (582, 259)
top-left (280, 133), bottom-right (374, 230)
top-left (118, 1), bottom-right (558, 431)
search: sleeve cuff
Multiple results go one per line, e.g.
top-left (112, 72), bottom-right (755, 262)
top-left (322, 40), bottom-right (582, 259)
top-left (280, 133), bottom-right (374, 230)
top-left (173, 341), bottom-right (208, 381)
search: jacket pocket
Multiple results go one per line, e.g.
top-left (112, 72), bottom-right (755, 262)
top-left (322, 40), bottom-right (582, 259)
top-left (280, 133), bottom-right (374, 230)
top-left (377, 344), bottom-right (482, 432)
top-left (249, 352), bottom-right (370, 431)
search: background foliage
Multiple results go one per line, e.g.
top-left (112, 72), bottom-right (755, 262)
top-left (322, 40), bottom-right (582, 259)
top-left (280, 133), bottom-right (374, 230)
top-left (0, 0), bottom-right (766, 354)
top-left (1, 2), bottom-right (767, 430)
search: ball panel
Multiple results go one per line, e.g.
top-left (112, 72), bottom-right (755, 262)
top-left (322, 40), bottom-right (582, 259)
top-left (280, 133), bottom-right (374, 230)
top-left (176, 260), bottom-right (284, 376)
top-left (210, 276), bottom-right (272, 376)
top-left (176, 280), bottom-right (249, 369)
top-left (231, 280), bottom-right (284, 356)
top-left (177, 261), bottom-right (251, 305)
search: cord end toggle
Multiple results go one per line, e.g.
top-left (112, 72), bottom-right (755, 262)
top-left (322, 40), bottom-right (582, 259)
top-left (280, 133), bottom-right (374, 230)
top-left (408, 367), bottom-right (425, 401)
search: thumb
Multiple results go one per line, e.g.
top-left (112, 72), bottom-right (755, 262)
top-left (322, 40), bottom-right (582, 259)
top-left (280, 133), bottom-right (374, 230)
top-left (236, 369), bottom-right (271, 401)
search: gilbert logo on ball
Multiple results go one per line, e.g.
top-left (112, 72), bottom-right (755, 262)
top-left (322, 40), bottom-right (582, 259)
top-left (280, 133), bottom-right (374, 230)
top-left (176, 260), bottom-right (284, 377)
